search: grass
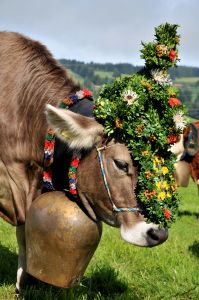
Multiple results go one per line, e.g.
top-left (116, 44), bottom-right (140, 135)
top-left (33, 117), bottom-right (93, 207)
top-left (67, 69), bottom-right (84, 85)
top-left (94, 70), bottom-right (113, 79)
top-left (174, 77), bottom-right (199, 84)
top-left (1, 181), bottom-right (199, 299)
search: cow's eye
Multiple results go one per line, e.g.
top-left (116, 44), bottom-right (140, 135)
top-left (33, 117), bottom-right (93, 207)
top-left (114, 159), bottom-right (128, 173)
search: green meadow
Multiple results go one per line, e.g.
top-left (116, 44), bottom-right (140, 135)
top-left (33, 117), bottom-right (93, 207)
top-left (0, 181), bottom-right (199, 299)
top-left (175, 77), bottom-right (199, 84)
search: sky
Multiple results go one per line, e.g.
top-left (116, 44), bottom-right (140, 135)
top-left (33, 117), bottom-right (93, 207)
top-left (0, 0), bottom-right (198, 67)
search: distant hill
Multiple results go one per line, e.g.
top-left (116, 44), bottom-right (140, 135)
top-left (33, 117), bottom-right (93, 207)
top-left (60, 59), bottom-right (199, 119)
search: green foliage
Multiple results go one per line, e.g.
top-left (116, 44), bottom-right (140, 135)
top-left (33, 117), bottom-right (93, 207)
top-left (95, 23), bottom-right (187, 227)
top-left (140, 23), bottom-right (180, 70)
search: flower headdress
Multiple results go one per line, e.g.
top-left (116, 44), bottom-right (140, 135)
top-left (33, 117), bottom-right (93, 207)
top-left (94, 23), bottom-right (187, 227)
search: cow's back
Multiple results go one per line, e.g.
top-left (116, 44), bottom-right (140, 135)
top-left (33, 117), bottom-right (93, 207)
top-left (0, 32), bottom-right (79, 224)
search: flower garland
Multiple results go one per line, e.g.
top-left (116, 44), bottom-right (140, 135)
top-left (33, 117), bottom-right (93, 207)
top-left (94, 23), bottom-right (187, 227)
top-left (43, 89), bottom-right (93, 195)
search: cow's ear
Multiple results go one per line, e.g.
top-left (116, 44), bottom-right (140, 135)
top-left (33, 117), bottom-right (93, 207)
top-left (45, 104), bottom-right (104, 150)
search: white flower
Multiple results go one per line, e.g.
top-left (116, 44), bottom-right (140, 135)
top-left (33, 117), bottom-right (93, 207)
top-left (122, 90), bottom-right (138, 105)
top-left (150, 69), bottom-right (172, 86)
top-left (173, 111), bottom-right (186, 130)
top-left (76, 90), bottom-right (84, 99)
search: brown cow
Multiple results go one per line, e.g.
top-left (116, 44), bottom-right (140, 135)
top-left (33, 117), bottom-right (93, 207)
top-left (0, 32), bottom-right (168, 293)
top-left (170, 122), bottom-right (199, 187)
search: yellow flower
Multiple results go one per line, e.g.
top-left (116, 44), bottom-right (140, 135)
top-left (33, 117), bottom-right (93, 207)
top-left (153, 167), bottom-right (159, 173)
top-left (158, 192), bottom-right (166, 201)
top-left (166, 192), bottom-right (172, 198)
top-left (175, 36), bottom-right (180, 44)
top-left (162, 166), bottom-right (169, 175)
top-left (153, 156), bottom-right (164, 164)
top-left (163, 181), bottom-right (169, 190)
top-left (156, 44), bottom-right (168, 57)
top-left (167, 86), bottom-right (176, 97)
top-left (155, 181), bottom-right (162, 189)
top-left (141, 80), bottom-right (152, 91)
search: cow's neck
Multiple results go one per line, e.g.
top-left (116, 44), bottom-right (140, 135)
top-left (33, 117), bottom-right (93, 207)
top-left (43, 90), bottom-right (94, 198)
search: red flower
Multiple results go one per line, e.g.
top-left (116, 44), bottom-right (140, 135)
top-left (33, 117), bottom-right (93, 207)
top-left (43, 170), bottom-right (52, 180)
top-left (70, 188), bottom-right (77, 195)
top-left (163, 208), bottom-right (171, 220)
top-left (168, 49), bottom-right (177, 61)
top-left (83, 88), bottom-right (93, 98)
top-left (44, 140), bottom-right (55, 150)
top-left (167, 135), bottom-right (177, 144)
top-left (71, 158), bottom-right (80, 168)
top-left (168, 97), bottom-right (181, 106)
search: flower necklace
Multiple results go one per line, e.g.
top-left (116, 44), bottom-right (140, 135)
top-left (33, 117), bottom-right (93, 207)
top-left (43, 89), bottom-right (93, 196)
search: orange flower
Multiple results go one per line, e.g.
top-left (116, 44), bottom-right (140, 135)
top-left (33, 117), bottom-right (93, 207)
top-left (168, 97), bottom-right (181, 106)
top-left (149, 134), bottom-right (157, 141)
top-left (47, 128), bottom-right (54, 135)
top-left (136, 124), bottom-right (144, 134)
top-left (144, 190), bottom-right (156, 199)
top-left (171, 185), bottom-right (177, 192)
top-left (142, 151), bottom-right (149, 156)
top-left (144, 190), bottom-right (150, 198)
top-left (115, 118), bottom-right (122, 128)
top-left (63, 98), bottom-right (73, 106)
top-left (145, 171), bottom-right (153, 179)
top-left (68, 172), bottom-right (76, 179)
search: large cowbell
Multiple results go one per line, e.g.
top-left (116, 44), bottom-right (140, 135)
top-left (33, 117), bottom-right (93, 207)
top-left (25, 191), bottom-right (102, 288)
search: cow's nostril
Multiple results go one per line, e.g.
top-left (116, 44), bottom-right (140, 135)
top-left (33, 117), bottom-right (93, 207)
top-left (147, 228), bottom-right (160, 241)
top-left (147, 227), bottom-right (168, 246)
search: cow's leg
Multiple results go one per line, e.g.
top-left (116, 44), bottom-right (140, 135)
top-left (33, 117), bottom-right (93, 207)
top-left (16, 225), bottom-right (27, 293)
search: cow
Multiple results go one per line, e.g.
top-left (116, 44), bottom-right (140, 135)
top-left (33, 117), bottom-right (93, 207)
top-left (0, 31), bottom-right (168, 293)
top-left (170, 121), bottom-right (199, 188)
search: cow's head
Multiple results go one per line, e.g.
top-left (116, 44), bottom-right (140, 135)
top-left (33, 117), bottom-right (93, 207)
top-left (45, 104), bottom-right (168, 247)
top-left (170, 123), bottom-right (199, 187)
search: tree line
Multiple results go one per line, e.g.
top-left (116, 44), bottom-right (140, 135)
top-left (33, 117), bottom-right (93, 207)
top-left (60, 59), bottom-right (199, 84)
top-left (60, 59), bottom-right (199, 119)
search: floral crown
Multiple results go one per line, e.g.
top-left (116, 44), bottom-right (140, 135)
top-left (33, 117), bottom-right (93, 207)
top-left (94, 23), bottom-right (187, 227)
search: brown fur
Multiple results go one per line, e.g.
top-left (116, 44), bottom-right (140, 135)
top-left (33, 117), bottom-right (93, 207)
top-left (185, 122), bottom-right (199, 183)
top-left (0, 31), bottom-right (80, 224)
